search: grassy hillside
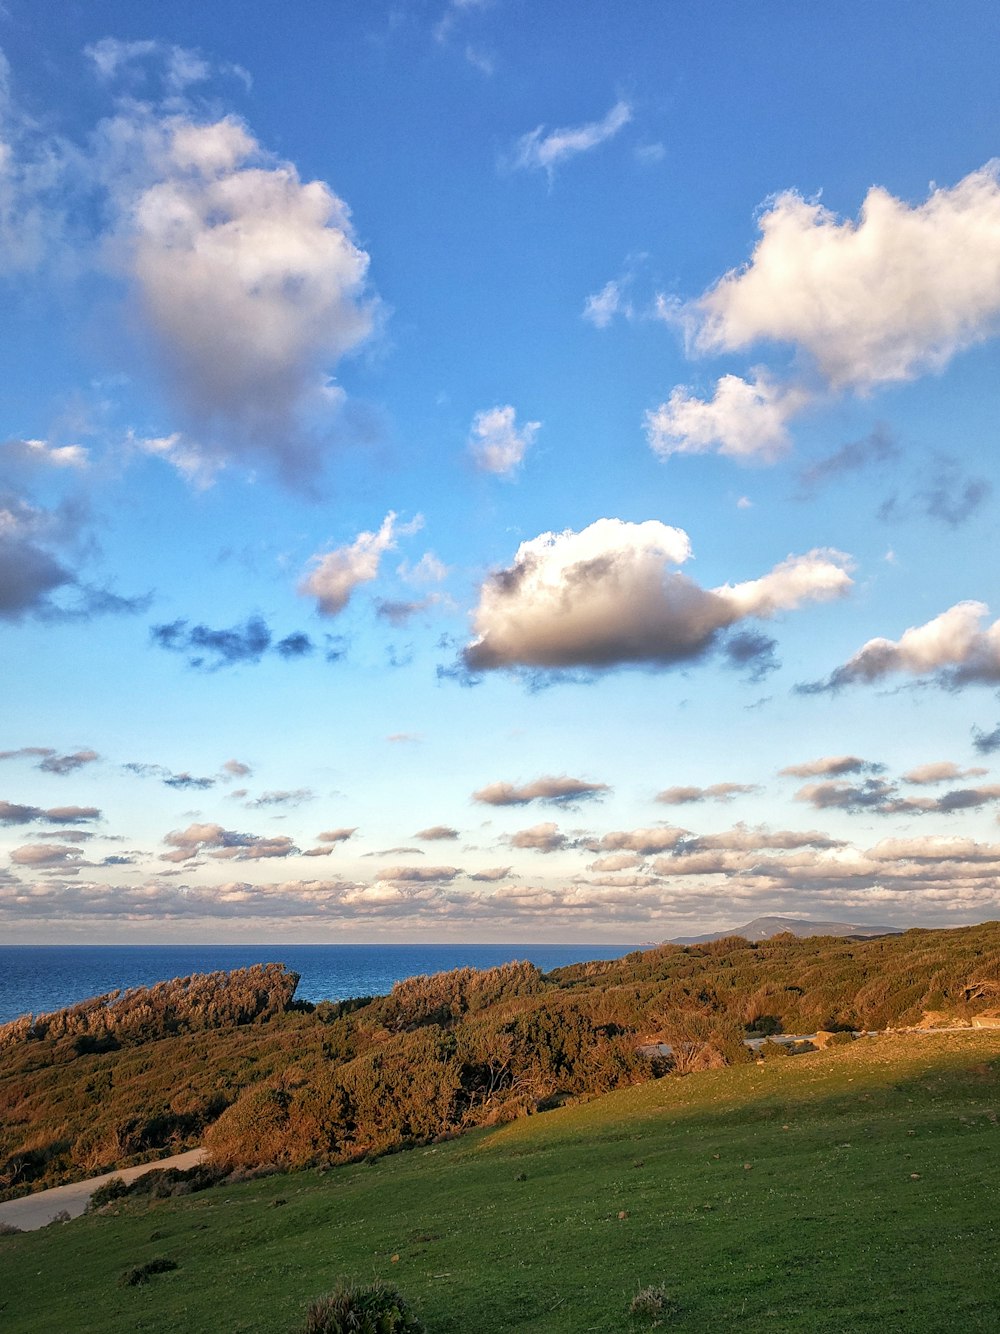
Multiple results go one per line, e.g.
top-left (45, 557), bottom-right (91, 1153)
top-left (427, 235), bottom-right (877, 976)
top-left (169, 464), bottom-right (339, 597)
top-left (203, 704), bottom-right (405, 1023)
top-left (5, 924), bottom-right (1000, 1199)
top-left (3, 1030), bottom-right (1000, 1332)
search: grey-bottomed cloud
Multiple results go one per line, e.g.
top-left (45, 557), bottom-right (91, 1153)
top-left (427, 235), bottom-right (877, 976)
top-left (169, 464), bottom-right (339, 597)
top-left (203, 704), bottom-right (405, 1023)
top-left (463, 519), bottom-right (852, 674)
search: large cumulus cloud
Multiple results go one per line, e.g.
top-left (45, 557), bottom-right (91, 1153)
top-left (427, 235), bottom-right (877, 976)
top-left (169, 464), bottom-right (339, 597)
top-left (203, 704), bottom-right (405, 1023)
top-left (463, 518), bottom-right (852, 673)
top-left (103, 110), bottom-right (375, 482)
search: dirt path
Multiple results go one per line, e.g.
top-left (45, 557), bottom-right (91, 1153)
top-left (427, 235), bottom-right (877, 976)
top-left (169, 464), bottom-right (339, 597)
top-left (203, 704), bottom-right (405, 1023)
top-left (0, 1148), bottom-right (207, 1232)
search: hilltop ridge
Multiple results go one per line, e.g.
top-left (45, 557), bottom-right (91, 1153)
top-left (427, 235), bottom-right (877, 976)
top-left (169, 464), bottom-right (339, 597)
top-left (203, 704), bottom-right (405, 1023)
top-left (670, 914), bottom-right (902, 944)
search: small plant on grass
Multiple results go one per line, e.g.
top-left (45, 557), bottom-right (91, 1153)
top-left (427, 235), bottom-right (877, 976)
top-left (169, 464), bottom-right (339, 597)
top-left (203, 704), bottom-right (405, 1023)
top-left (629, 1284), bottom-right (679, 1326)
top-left (303, 1279), bottom-right (424, 1334)
top-left (89, 1176), bottom-right (129, 1209)
top-left (118, 1256), bottom-right (179, 1287)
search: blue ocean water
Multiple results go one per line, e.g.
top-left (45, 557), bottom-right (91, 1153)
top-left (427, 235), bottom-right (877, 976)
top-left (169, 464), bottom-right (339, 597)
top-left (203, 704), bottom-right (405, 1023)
top-left (0, 943), bottom-right (633, 1025)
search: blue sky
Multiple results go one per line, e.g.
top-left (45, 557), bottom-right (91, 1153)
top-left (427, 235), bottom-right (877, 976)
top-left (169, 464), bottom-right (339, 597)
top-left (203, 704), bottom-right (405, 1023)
top-left (4, 1), bottom-right (1000, 943)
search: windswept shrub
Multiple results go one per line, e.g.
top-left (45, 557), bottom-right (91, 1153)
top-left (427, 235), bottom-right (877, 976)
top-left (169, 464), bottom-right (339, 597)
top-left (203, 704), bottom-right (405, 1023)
top-left (657, 1007), bottom-right (750, 1074)
top-left (118, 1256), bottom-right (178, 1287)
top-left (88, 1176), bottom-right (129, 1209)
top-left (629, 1284), bottom-right (679, 1324)
top-left (303, 1280), bottom-right (424, 1334)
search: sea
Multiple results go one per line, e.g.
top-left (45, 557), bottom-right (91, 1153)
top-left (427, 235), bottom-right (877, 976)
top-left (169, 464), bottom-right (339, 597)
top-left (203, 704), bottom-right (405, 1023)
top-left (0, 943), bottom-right (634, 1026)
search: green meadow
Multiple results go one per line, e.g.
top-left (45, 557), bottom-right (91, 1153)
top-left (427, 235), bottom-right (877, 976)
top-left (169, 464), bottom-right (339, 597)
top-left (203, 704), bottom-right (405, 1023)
top-left (3, 1030), bottom-right (999, 1333)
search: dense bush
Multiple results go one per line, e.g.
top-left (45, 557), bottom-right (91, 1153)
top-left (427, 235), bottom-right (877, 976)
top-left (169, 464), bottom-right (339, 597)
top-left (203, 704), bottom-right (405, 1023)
top-left (303, 1280), bottom-right (424, 1334)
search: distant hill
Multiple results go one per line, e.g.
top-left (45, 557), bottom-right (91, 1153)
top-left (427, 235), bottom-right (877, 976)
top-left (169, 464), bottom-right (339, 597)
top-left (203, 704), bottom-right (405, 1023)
top-left (670, 915), bottom-right (903, 945)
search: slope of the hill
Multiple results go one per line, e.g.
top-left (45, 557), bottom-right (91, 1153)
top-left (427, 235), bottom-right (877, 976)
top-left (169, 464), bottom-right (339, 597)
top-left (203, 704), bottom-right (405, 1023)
top-left (1, 1031), bottom-right (999, 1333)
top-left (5, 923), bottom-right (1000, 1200)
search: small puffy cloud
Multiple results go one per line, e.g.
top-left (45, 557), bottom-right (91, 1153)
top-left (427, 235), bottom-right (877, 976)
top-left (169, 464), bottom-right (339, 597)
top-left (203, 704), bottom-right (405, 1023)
top-left (686, 162), bottom-right (1000, 391)
top-left (655, 783), bottom-right (758, 805)
top-left (0, 747), bottom-right (99, 775)
top-left (1, 438), bottom-right (87, 474)
top-left (317, 827), bottom-right (357, 844)
top-left (588, 852), bottom-right (644, 872)
top-left (463, 518), bottom-right (852, 674)
top-left (507, 822), bottom-right (567, 853)
top-left (645, 373), bottom-right (808, 463)
top-left (397, 552), bottom-right (448, 586)
top-left (919, 459), bottom-right (991, 528)
top-left (468, 405), bottom-right (540, 477)
top-left (794, 777), bottom-right (1000, 816)
top-left (779, 756), bottom-right (883, 779)
top-left (802, 601), bottom-right (1000, 692)
top-left (151, 615), bottom-right (270, 669)
top-left (583, 279), bottom-right (632, 329)
top-left (973, 723), bottom-right (1000, 756)
top-left (584, 827), bottom-right (686, 855)
top-left (378, 865), bottom-right (461, 883)
top-left (375, 596), bottom-right (441, 627)
top-left (38, 749), bottom-right (99, 776)
top-left (248, 789), bottom-right (314, 809)
top-left (10, 843), bottom-right (86, 868)
top-left (0, 493), bottom-right (78, 620)
top-left (124, 762), bottom-right (215, 790)
top-left (508, 99), bottom-right (631, 178)
top-left (677, 823), bottom-right (846, 853)
top-left (473, 775), bottom-right (609, 807)
top-left (903, 761), bottom-right (988, 785)
top-left (299, 512), bottom-right (422, 617)
top-left (161, 822), bottom-right (299, 862)
top-left (222, 758), bottom-right (252, 778)
top-left (85, 38), bottom-right (213, 92)
top-left (415, 825), bottom-right (460, 841)
top-left (104, 110), bottom-right (375, 482)
top-left (467, 866), bottom-right (511, 881)
top-left (796, 425), bottom-right (899, 497)
top-left (0, 801), bottom-right (100, 825)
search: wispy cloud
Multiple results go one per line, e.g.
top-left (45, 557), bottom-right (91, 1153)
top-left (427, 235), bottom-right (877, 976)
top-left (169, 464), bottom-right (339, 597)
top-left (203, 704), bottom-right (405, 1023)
top-left (507, 99), bottom-right (632, 179)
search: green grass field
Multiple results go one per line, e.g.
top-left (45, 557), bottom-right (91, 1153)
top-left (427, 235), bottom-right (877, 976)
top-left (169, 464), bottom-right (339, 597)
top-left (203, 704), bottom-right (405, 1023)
top-left (3, 1031), bottom-right (999, 1333)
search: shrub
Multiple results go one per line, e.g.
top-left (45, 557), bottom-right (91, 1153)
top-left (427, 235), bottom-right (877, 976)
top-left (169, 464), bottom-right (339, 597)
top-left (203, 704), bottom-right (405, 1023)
top-left (118, 1256), bottom-right (178, 1287)
top-left (758, 1038), bottom-right (793, 1060)
top-left (826, 1030), bottom-right (856, 1046)
top-left (629, 1284), bottom-right (679, 1324)
top-left (88, 1176), bottom-right (129, 1209)
top-left (303, 1280), bottom-right (424, 1333)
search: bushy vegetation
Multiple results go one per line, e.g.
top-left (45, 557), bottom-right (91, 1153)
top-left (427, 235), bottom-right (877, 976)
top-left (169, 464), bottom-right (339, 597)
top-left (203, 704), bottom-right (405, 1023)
top-left (303, 1280), bottom-right (424, 1334)
top-left (4, 1031), bottom-right (1000, 1332)
top-left (117, 1256), bottom-right (178, 1287)
top-left (4, 923), bottom-right (1000, 1197)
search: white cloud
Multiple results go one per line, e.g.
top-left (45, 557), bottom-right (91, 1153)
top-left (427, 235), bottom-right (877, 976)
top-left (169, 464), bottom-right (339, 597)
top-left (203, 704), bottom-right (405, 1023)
top-left (463, 517), bottom-right (852, 673)
top-left (161, 822), bottom-right (299, 863)
top-left (903, 761), bottom-right (988, 785)
top-left (508, 99), bottom-right (632, 178)
top-left (655, 783), bottom-right (758, 805)
top-left (583, 279), bottom-right (632, 329)
top-left (105, 111), bottom-right (374, 481)
top-left (473, 776), bottom-right (609, 806)
top-left (645, 372), bottom-right (808, 463)
top-left (1, 439), bottom-right (87, 471)
top-left (507, 822), bottom-right (567, 853)
top-left (808, 600), bottom-right (1000, 690)
top-left (780, 756), bottom-right (879, 779)
top-left (85, 38), bottom-right (211, 93)
top-left (468, 405), bottom-right (540, 477)
top-left (299, 512), bottom-right (422, 616)
top-left (127, 430), bottom-right (219, 487)
top-left (688, 162), bottom-right (1000, 391)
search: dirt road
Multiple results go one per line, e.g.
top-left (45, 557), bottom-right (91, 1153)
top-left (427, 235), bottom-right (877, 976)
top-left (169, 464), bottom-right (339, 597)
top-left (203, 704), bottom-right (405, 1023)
top-left (0, 1148), bottom-right (207, 1232)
